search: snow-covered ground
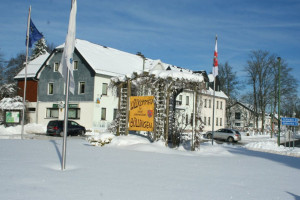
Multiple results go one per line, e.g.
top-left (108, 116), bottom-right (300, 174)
top-left (1, 124), bottom-right (300, 199)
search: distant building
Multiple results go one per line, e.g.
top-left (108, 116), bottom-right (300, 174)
top-left (227, 101), bottom-right (278, 132)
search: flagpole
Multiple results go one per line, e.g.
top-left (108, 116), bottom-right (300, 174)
top-left (21, 6), bottom-right (31, 140)
top-left (211, 35), bottom-right (218, 145)
top-left (61, 0), bottom-right (76, 171)
top-left (212, 82), bottom-right (215, 145)
top-left (61, 67), bottom-right (70, 170)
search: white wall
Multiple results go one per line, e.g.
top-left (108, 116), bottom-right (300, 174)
top-left (26, 102), bottom-right (37, 123)
top-left (36, 101), bottom-right (94, 129)
top-left (92, 75), bottom-right (119, 131)
top-left (176, 90), bottom-right (227, 132)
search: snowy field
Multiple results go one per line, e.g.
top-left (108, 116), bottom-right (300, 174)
top-left (0, 124), bottom-right (300, 200)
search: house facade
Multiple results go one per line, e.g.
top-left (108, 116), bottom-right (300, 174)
top-left (14, 53), bottom-right (49, 123)
top-left (227, 101), bottom-right (277, 132)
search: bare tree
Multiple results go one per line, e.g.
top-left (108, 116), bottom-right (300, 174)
top-left (245, 50), bottom-right (274, 133)
top-left (270, 58), bottom-right (298, 118)
top-left (4, 52), bottom-right (26, 84)
top-left (218, 62), bottom-right (240, 99)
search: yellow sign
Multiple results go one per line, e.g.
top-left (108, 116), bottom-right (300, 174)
top-left (129, 96), bottom-right (154, 131)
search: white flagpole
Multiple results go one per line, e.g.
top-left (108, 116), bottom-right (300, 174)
top-left (212, 79), bottom-right (216, 145)
top-left (61, 0), bottom-right (76, 170)
top-left (21, 6), bottom-right (31, 140)
top-left (61, 67), bottom-right (70, 170)
top-left (211, 35), bottom-right (218, 145)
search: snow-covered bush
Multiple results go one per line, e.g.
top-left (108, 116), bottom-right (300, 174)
top-left (0, 96), bottom-right (23, 110)
top-left (87, 133), bottom-right (116, 146)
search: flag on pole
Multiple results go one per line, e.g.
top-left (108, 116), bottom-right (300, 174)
top-left (59, 0), bottom-right (77, 94)
top-left (26, 18), bottom-right (43, 48)
top-left (212, 35), bottom-right (218, 77)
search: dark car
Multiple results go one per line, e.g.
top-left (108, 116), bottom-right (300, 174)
top-left (46, 120), bottom-right (86, 137)
top-left (205, 128), bottom-right (241, 143)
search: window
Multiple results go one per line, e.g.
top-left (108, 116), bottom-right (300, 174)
top-left (113, 109), bottom-right (118, 120)
top-left (217, 101), bottom-right (219, 109)
top-left (204, 116), bottom-right (207, 125)
top-left (186, 114), bottom-right (189, 125)
top-left (220, 118), bottom-right (222, 126)
top-left (28, 108), bottom-right (36, 112)
top-left (48, 83), bottom-right (54, 95)
top-left (79, 82), bottom-right (85, 94)
top-left (68, 108), bottom-right (80, 119)
top-left (186, 96), bottom-right (189, 105)
top-left (209, 99), bottom-right (211, 108)
top-left (101, 108), bottom-right (106, 120)
top-left (208, 117), bottom-right (211, 126)
top-left (235, 123), bottom-right (241, 127)
top-left (54, 63), bottom-right (59, 72)
top-left (204, 99), bottom-right (207, 108)
top-left (179, 95), bottom-right (182, 105)
top-left (102, 83), bottom-right (108, 95)
top-left (220, 101), bottom-right (223, 109)
top-left (46, 108), bottom-right (58, 118)
top-left (235, 112), bottom-right (241, 120)
top-left (73, 61), bottom-right (78, 70)
top-left (216, 118), bottom-right (219, 126)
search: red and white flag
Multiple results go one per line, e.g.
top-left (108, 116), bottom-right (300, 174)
top-left (212, 36), bottom-right (218, 77)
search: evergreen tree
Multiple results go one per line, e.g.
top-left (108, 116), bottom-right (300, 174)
top-left (0, 51), bottom-right (4, 85)
top-left (0, 83), bottom-right (17, 99)
top-left (30, 38), bottom-right (48, 60)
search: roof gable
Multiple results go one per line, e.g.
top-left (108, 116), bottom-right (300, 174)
top-left (14, 53), bottom-right (49, 79)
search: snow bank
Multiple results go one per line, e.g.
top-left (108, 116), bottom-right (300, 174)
top-left (24, 123), bottom-right (46, 134)
top-left (245, 141), bottom-right (300, 157)
top-left (86, 132), bottom-right (234, 157)
top-left (0, 123), bottom-right (46, 135)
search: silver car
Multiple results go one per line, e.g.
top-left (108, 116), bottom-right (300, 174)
top-left (205, 128), bottom-right (241, 143)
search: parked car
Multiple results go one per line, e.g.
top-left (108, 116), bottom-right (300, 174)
top-left (46, 120), bottom-right (86, 137)
top-left (205, 128), bottom-right (241, 143)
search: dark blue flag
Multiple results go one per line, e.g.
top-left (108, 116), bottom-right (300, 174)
top-left (26, 19), bottom-right (43, 48)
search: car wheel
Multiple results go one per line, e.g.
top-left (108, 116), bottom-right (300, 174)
top-left (60, 131), bottom-right (64, 137)
top-left (79, 130), bottom-right (85, 136)
top-left (227, 137), bottom-right (234, 143)
top-left (207, 134), bottom-right (212, 139)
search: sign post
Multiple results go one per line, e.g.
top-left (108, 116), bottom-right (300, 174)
top-left (281, 117), bottom-right (298, 149)
top-left (281, 117), bottom-right (299, 126)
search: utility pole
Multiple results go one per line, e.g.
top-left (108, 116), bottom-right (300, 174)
top-left (277, 57), bottom-right (281, 146)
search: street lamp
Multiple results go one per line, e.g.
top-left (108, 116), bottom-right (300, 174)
top-left (277, 57), bottom-right (281, 146)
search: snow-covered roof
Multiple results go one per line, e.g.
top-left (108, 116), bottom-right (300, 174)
top-left (14, 53), bottom-right (50, 79)
top-left (149, 69), bottom-right (204, 82)
top-left (57, 39), bottom-right (191, 77)
top-left (208, 74), bottom-right (214, 82)
top-left (202, 87), bottom-right (228, 99)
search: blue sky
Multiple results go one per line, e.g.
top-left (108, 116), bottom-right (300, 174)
top-left (0, 0), bottom-right (300, 84)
